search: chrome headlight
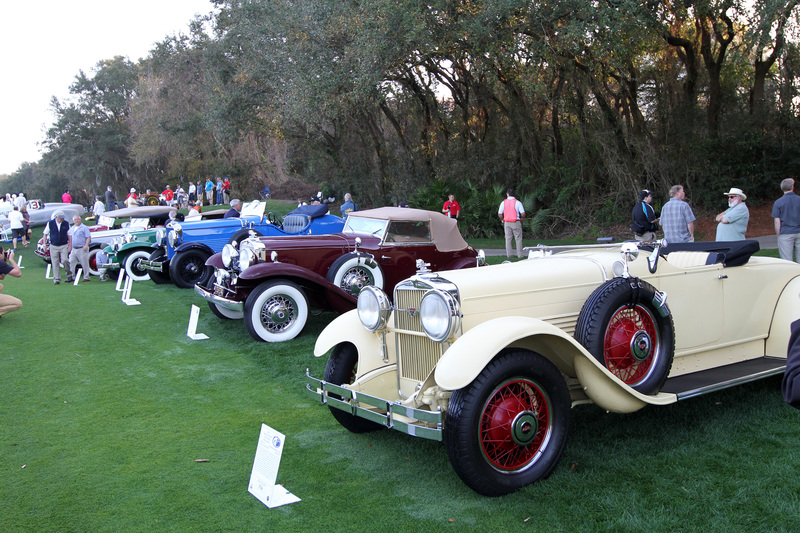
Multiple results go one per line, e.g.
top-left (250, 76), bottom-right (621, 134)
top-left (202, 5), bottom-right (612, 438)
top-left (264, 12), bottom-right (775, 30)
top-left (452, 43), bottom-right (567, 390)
top-left (357, 286), bottom-right (392, 332)
top-left (239, 248), bottom-right (255, 270)
top-left (222, 244), bottom-right (238, 268)
top-left (168, 224), bottom-right (182, 247)
top-left (156, 229), bottom-right (165, 247)
top-left (420, 289), bottom-right (461, 343)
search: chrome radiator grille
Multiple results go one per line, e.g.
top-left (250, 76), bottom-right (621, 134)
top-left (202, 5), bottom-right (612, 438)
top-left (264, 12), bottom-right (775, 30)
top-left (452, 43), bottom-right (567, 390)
top-left (393, 285), bottom-right (443, 382)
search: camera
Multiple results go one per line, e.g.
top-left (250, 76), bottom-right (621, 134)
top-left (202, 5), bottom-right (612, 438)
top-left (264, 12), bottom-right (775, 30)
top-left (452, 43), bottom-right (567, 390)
top-left (1, 247), bottom-right (10, 262)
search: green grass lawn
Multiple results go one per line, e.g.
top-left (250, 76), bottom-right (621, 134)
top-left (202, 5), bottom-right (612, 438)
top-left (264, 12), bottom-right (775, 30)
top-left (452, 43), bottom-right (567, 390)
top-left (2, 228), bottom-right (800, 531)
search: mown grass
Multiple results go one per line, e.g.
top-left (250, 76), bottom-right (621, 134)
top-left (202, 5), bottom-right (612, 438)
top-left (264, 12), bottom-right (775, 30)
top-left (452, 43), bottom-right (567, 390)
top-left (2, 228), bottom-right (799, 532)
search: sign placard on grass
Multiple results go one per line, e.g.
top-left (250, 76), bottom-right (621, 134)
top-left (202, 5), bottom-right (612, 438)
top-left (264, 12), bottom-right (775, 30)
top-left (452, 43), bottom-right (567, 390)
top-left (248, 424), bottom-right (300, 508)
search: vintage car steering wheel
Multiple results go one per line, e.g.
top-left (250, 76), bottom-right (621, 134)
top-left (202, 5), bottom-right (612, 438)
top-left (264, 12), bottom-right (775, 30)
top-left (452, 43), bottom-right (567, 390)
top-left (267, 212), bottom-right (279, 226)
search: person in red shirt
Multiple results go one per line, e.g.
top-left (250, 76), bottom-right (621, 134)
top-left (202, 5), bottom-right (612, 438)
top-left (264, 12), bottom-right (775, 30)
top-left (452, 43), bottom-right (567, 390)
top-left (442, 194), bottom-right (460, 220)
top-left (222, 177), bottom-right (231, 204)
top-left (162, 185), bottom-right (174, 204)
top-left (62, 188), bottom-right (72, 204)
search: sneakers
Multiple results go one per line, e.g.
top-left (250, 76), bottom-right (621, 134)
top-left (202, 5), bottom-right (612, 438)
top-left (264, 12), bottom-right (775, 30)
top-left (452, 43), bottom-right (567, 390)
top-left (54, 280), bottom-right (60, 285)
top-left (65, 275), bottom-right (74, 283)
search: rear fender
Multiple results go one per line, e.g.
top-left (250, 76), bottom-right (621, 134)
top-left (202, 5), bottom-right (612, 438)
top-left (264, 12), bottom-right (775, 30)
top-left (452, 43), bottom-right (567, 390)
top-left (434, 317), bottom-right (677, 413)
top-left (444, 256), bottom-right (480, 271)
top-left (766, 275), bottom-right (800, 357)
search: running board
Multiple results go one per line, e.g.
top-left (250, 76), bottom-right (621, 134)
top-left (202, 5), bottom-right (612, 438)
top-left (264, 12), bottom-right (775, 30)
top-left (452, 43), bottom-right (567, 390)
top-left (661, 357), bottom-right (786, 400)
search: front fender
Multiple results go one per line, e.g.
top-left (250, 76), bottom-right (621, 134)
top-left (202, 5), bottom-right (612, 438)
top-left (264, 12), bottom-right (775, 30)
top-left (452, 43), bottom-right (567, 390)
top-left (175, 242), bottom-right (213, 255)
top-left (313, 311), bottom-right (389, 377)
top-left (766, 275), bottom-right (800, 357)
top-left (434, 316), bottom-right (677, 413)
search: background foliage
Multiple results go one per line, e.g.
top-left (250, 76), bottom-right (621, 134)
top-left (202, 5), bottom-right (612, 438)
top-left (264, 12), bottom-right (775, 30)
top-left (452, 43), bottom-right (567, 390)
top-left (4, 0), bottom-right (800, 237)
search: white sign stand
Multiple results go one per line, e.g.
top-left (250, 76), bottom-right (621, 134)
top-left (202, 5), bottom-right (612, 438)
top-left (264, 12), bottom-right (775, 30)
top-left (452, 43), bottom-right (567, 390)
top-left (187, 305), bottom-right (209, 340)
top-left (17, 255), bottom-right (23, 269)
top-left (45, 263), bottom-right (53, 279)
top-left (122, 276), bottom-right (140, 306)
top-left (248, 424), bottom-right (300, 508)
top-left (115, 269), bottom-right (126, 292)
top-left (73, 268), bottom-right (82, 286)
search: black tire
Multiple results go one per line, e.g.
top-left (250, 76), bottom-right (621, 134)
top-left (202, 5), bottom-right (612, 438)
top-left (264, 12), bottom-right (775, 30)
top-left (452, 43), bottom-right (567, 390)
top-left (169, 249), bottom-right (212, 289)
top-left (124, 250), bottom-right (152, 281)
top-left (323, 343), bottom-right (385, 433)
top-left (325, 253), bottom-right (384, 297)
top-left (147, 248), bottom-right (171, 284)
top-left (444, 349), bottom-right (571, 496)
top-left (228, 229), bottom-right (262, 247)
top-left (574, 278), bottom-right (674, 395)
top-left (244, 280), bottom-right (309, 342)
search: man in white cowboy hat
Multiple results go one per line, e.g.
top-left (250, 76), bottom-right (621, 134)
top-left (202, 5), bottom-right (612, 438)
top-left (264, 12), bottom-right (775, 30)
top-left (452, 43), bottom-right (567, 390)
top-left (716, 187), bottom-right (749, 241)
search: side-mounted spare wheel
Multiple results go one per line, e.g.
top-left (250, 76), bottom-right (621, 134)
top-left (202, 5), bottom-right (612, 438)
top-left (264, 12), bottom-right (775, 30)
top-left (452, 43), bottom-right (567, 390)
top-left (444, 348), bottom-right (571, 496)
top-left (574, 277), bottom-right (674, 395)
top-left (326, 253), bottom-right (384, 297)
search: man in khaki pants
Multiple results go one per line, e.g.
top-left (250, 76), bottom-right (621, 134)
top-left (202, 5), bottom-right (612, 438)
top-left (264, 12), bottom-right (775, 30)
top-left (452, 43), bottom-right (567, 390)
top-left (0, 248), bottom-right (22, 317)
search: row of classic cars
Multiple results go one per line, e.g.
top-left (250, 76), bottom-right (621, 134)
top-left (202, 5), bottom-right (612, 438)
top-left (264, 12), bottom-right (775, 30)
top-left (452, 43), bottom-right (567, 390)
top-left (195, 207), bottom-right (481, 342)
top-left (28, 198), bottom-right (800, 496)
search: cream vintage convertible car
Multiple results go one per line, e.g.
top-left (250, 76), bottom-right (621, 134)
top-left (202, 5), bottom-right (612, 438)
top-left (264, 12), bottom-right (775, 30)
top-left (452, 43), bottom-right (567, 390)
top-left (306, 239), bottom-right (800, 496)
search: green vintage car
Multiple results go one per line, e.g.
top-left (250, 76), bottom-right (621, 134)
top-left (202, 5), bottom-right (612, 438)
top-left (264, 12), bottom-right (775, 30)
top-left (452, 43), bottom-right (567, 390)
top-left (104, 209), bottom-right (227, 282)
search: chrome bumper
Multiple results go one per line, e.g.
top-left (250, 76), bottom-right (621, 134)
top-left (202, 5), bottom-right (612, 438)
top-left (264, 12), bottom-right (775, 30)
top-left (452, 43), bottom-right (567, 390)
top-left (138, 259), bottom-right (165, 272)
top-left (194, 283), bottom-right (245, 312)
top-left (304, 370), bottom-right (443, 441)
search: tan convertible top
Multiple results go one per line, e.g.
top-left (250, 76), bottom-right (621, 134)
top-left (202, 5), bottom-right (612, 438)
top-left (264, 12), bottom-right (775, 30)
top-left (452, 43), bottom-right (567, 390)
top-left (350, 207), bottom-right (470, 252)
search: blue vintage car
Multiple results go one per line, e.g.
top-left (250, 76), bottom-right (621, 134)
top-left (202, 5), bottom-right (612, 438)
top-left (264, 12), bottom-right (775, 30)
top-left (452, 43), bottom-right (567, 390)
top-left (140, 201), bottom-right (345, 288)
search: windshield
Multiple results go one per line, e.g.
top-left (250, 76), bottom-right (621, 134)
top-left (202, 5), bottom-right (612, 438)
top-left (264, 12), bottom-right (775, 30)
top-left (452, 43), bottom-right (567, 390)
top-left (343, 216), bottom-right (389, 238)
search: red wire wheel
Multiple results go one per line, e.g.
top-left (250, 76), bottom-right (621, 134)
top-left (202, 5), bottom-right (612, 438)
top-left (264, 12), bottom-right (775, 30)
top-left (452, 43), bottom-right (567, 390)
top-left (603, 304), bottom-right (659, 387)
top-left (575, 278), bottom-right (675, 395)
top-left (479, 378), bottom-right (552, 471)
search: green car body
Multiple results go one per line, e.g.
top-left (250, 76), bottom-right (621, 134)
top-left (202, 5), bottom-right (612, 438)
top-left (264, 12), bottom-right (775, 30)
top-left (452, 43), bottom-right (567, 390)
top-left (103, 228), bottom-right (168, 281)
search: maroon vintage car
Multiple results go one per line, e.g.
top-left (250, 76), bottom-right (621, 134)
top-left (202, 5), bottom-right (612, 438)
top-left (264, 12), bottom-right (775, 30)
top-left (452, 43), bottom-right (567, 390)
top-left (194, 207), bottom-right (481, 342)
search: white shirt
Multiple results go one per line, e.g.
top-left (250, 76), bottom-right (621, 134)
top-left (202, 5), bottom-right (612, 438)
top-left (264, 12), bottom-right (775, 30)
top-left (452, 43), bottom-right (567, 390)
top-left (93, 200), bottom-right (105, 217)
top-left (8, 210), bottom-right (23, 229)
top-left (15, 195), bottom-right (26, 209)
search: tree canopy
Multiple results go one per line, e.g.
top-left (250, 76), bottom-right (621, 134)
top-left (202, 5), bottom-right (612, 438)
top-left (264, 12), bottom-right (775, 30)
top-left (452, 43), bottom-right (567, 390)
top-left (3, 0), bottom-right (800, 237)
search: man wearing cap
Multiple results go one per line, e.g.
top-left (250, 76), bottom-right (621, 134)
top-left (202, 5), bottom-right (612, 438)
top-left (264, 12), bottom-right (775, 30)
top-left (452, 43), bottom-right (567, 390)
top-left (67, 215), bottom-right (91, 282)
top-left (125, 188), bottom-right (138, 208)
top-left (162, 185), bottom-right (174, 206)
top-left (631, 189), bottom-right (660, 241)
top-left (772, 178), bottom-right (800, 262)
top-left (716, 187), bottom-right (749, 241)
top-left (44, 211), bottom-right (71, 284)
top-left (660, 185), bottom-right (695, 243)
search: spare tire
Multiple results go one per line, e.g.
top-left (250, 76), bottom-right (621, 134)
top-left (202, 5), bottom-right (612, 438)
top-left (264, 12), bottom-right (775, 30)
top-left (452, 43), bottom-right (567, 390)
top-left (574, 277), bottom-right (674, 395)
top-left (326, 253), bottom-right (384, 297)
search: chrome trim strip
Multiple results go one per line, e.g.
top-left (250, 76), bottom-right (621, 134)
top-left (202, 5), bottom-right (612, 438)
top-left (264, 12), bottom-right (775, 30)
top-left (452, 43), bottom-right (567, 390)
top-left (138, 259), bottom-right (165, 272)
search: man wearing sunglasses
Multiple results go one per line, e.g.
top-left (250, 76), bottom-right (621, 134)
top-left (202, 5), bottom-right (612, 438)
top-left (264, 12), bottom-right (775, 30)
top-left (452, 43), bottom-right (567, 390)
top-left (715, 187), bottom-right (749, 241)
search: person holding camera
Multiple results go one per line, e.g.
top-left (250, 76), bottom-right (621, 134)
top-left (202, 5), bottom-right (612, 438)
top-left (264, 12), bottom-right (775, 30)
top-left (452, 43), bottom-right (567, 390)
top-left (0, 248), bottom-right (22, 317)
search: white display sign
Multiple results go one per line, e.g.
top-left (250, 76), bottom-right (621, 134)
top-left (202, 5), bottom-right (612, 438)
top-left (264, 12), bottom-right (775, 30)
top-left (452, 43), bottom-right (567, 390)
top-left (248, 424), bottom-right (300, 508)
top-left (187, 305), bottom-right (208, 340)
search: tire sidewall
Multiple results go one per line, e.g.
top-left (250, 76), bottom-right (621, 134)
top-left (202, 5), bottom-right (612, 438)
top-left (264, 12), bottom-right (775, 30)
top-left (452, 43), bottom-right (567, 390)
top-left (147, 248), bottom-right (171, 284)
top-left (124, 250), bottom-right (152, 281)
top-left (86, 247), bottom-right (102, 276)
top-left (244, 280), bottom-right (309, 342)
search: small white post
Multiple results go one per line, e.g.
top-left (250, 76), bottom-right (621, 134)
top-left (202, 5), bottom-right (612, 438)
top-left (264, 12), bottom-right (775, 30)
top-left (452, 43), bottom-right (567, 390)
top-left (115, 269), bottom-right (126, 292)
top-left (16, 255), bottom-right (23, 269)
top-left (73, 268), bottom-right (82, 285)
top-left (122, 275), bottom-right (140, 306)
top-left (45, 263), bottom-right (53, 279)
top-left (187, 305), bottom-right (209, 340)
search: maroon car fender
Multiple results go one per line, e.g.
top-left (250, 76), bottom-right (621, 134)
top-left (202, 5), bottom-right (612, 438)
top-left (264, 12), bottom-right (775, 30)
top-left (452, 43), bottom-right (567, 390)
top-left (206, 252), bottom-right (225, 269)
top-left (443, 256), bottom-right (479, 271)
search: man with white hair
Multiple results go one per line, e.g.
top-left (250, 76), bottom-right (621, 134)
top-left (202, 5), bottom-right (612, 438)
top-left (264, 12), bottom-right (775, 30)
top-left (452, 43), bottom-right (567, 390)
top-left (715, 187), bottom-right (749, 241)
top-left (67, 215), bottom-right (91, 282)
top-left (44, 211), bottom-right (71, 284)
top-left (224, 199), bottom-right (242, 218)
top-left (340, 193), bottom-right (357, 219)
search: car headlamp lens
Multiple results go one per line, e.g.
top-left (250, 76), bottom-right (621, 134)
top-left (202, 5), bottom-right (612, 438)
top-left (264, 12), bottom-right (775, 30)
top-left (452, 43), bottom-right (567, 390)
top-left (357, 286), bottom-right (391, 332)
top-left (239, 248), bottom-right (254, 270)
top-left (420, 290), bottom-right (460, 343)
top-left (156, 229), bottom-right (165, 246)
top-left (222, 244), bottom-right (238, 268)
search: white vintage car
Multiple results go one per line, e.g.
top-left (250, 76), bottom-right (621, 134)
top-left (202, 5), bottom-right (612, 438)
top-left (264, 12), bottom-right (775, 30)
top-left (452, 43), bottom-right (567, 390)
top-left (306, 239), bottom-right (800, 496)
